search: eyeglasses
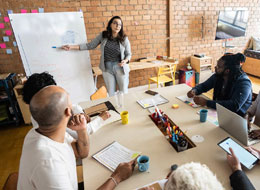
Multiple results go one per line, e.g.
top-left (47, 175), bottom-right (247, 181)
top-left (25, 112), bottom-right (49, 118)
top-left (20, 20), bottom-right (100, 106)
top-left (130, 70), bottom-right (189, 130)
top-left (112, 21), bottom-right (122, 27)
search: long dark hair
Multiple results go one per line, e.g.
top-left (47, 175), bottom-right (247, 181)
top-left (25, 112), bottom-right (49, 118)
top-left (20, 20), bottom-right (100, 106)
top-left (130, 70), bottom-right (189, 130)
top-left (102, 16), bottom-right (126, 43)
top-left (213, 53), bottom-right (246, 100)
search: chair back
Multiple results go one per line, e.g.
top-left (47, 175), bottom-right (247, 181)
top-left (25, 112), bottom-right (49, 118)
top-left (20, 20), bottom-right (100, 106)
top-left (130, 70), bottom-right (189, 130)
top-left (3, 172), bottom-right (18, 190)
top-left (90, 86), bottom-right (108, 100)
top-left (157, 64), bottom-right (177, 79)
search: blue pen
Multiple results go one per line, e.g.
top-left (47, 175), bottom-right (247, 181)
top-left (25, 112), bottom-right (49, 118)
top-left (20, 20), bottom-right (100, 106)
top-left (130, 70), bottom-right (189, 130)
top-left (52, 46), bottom-right (61, 49)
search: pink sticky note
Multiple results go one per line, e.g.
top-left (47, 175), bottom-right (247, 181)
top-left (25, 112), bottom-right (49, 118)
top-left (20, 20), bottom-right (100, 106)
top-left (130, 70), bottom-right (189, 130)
top-left (0, 43), bottom-right (7, 49)
top-left (0, 23), bottom-right (4, 29)
top-left (31, 9), bottom-right (38, 13)
top-left (5, 30), bottom-right (12, 36)
top-left (21, 9), bottom-right (27, 13)
top-left (4, 17), bottom-right (10, 23)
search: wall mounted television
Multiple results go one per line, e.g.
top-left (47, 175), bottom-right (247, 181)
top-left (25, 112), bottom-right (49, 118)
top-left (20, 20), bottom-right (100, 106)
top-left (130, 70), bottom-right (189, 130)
top-left (215, 10), bottom-right (249, 40)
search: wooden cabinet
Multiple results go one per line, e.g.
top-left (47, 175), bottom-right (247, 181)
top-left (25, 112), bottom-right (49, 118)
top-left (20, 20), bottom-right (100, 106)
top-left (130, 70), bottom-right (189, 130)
top-left (14, 84), bottom-right (31, 124)
top-left (190, 56), bottom-right (214, 84)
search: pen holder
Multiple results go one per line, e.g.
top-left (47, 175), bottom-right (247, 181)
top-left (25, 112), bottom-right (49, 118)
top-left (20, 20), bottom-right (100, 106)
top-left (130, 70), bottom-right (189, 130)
top-left (176, 142), bottom-right (188, 152)
top-left (149, 113), bottom-right (196, 153)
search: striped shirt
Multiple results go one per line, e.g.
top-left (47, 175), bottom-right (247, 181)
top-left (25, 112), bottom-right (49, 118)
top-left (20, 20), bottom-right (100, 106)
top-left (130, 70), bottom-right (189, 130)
top-left (104, 38), bottom-right (121, 62)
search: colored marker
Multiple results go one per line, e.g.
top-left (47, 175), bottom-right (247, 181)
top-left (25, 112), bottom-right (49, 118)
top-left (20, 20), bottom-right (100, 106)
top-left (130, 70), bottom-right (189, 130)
top-left (52, 46), bottom-right (61, 49)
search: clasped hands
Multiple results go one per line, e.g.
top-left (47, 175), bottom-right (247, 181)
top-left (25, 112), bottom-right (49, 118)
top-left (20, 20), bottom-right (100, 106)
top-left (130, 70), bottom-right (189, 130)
top-left (187, 89), bottom-right (207, 106)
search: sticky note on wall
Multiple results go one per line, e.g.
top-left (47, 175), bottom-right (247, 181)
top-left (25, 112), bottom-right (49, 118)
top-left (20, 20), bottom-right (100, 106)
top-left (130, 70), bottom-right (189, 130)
top-left (0, 23), bottom-right (4, 29)
top-left (6, 49), bottom-right (12, 54)
top-left (4, 17), bottom-right (10, 22)
top-left (31, 9), bottom-right (38, 13)
top-left (5, 30), bottom-right (12, 36)
top-left (21, 9), bottom-right (27, 13)
top-left (0, 43), bottom-right (6, 49)
top-left (7, 10), bottom-right (13, 14)
top-left (3, 36), bottom-right (9, 42)
top-left (13, 41), bottom-right (17, 47)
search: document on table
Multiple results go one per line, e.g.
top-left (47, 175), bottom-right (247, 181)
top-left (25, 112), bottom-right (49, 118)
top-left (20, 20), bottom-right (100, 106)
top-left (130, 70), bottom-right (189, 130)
top-left (92, 141), bottom-right (141, 172)
top-left (176, 95), bottom-right (200, 108)
top-left (91, 110), bottom-right (121, 127)
top-left (137, 94), bottom-right (169, 108)
top-left (136, 179), bottom-right (167, 190)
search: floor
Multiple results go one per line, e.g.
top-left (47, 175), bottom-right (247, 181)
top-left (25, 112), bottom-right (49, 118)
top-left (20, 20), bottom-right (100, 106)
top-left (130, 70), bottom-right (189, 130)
top-left (0, 75), bottom-right (259, 188)
top-left (0, 124), bottom-right (32, 188)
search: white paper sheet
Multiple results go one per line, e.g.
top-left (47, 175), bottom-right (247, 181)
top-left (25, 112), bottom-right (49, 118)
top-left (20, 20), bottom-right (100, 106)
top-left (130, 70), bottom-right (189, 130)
top-left (176, 95), bottom-right (200, 108)
top-left (93, 141), bottom-right (140, 172)
top-left (137, 94), bottom-right (169, 109)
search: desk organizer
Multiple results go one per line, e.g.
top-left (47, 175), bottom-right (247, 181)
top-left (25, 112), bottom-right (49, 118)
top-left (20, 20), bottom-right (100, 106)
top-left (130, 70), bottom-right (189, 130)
top-left (149, 112), bottom-right (196, 152)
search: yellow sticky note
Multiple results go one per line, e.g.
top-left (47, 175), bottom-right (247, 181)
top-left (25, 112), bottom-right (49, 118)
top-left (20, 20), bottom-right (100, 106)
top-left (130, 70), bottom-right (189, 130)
top-left (144, 104), bottom-right (149, 108)
top-left (131, 153), bottom-right (139, 159)
top-left (172, 104), bottom-right (179, 109)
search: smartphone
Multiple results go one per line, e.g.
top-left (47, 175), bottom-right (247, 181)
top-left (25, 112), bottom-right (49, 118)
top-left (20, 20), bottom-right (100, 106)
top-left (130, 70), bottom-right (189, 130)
top-left (145, 90), bottom-right (158, 96)
top-left (218, 137), bottom-right (258, 169)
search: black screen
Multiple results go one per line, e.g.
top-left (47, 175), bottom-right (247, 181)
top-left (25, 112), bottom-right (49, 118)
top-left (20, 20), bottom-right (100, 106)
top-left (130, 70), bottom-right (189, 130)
top-left (215, 10), bottom-right (249, 40)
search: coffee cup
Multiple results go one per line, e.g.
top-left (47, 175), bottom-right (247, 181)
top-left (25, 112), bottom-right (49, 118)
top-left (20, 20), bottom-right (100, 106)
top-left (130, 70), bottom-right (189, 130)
top-left (137, 155), bottom-right (149, 172)
top-left (200, 109), bottom-right (208, 122)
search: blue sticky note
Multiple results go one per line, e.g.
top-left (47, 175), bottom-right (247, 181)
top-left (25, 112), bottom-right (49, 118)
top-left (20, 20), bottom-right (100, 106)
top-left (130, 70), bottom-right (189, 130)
top-left (7, 10), bottom-right (13, 14)
top-left (38, 8), bottom-right (44, 13)
top-left (6, 49), bottom-right (12, 54)
top-left (3, 36), bottom-right (9, 42)
top-left (0, 12), bottom-right (1, 17)
top-left (79, 9), bottom-right (82, 12)
top-left (13, 41), bottom-right (17, 47)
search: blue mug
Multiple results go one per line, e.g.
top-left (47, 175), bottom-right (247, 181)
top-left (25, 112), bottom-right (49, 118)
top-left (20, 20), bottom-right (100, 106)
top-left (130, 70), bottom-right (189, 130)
top-left (200, 109), bottom-right (208, 122)
top-left (137, 155), bottom-right (149, 172)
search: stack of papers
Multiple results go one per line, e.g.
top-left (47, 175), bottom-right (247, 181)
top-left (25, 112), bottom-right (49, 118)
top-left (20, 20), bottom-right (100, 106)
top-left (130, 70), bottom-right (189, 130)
top-left (137, 95), bottom-right (169, 109)
top-left (93, 141), bottom-right (140, 172)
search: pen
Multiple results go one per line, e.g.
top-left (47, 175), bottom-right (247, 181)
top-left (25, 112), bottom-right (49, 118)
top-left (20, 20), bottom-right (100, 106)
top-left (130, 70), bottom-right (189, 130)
top-left (52, 46), bottom-right (61, 49)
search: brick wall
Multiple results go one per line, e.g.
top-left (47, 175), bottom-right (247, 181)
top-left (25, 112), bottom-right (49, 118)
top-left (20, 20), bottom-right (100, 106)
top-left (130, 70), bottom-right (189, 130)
top-left (0, 0), bottom-right (259, 88)
top-left (170, 0), bottom-right (260, 70)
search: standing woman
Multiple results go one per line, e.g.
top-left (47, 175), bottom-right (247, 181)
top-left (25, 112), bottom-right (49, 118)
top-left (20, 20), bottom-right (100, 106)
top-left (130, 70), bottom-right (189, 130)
top-left (62, 16), bottom-right (131, 96)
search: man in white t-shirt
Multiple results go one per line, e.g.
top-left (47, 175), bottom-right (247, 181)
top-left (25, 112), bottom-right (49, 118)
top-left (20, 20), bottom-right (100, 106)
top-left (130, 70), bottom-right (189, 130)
top-left (18, 86), bottom-right (136, 190)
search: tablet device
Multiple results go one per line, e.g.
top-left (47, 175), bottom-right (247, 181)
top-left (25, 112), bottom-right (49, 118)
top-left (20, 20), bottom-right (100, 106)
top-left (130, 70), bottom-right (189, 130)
top-left (218, 137), bottom-right (258, 170)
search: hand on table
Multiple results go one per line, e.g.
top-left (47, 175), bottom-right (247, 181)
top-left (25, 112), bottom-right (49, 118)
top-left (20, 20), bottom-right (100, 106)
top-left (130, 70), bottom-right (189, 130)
top-left (227, 147), bottom-right (242, 172)
top-left (187, 89), bottom-right (196, 98)
top-left (249, 130), bottom-right (260, 140)
top-left (245, 147), bottom-right (260, 163)
top-left (193, 96), bottom-right (207, 106)
top-left (111, 159), bottom-right (137, 184)
top-left (68, 114), bottom-right (87, 131)
top-left (99, 111), bottom-right (111, 121)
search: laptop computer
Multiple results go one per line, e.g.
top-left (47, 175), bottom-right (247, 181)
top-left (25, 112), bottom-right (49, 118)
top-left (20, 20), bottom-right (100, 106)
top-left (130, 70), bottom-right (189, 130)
top-left (216, 103), bottom-right (260, 146)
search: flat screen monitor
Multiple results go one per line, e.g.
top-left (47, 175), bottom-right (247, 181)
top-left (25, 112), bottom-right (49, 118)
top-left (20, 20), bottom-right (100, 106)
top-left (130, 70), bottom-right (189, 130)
top-left (215, 10), bottom-right (249, 40)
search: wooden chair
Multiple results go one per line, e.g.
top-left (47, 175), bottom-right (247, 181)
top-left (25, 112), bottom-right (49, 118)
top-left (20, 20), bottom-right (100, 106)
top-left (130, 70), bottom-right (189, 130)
top-left (3, 172), bottom-right (18, 190)
top-left (148, 64), bottom-right (177, 89)
top-left (90, 86), bottom-right (108, 100)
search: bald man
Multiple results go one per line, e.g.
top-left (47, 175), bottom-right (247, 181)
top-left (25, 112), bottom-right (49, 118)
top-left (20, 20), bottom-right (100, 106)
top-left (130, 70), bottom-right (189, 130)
top-left (18, 86), bottom-right (136, 190)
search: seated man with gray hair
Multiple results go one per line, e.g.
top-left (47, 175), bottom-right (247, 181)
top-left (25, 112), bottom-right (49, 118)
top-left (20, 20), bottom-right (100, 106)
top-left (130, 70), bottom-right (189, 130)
top-left (18, 86), bottom-right (136, 190)
top-left (164, 162), bottom-right (224, 190)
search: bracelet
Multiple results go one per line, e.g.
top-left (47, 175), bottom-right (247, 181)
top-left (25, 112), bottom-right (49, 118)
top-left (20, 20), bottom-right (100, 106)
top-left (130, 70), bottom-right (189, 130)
top-left (109, 176), bottom-right (118, 186)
